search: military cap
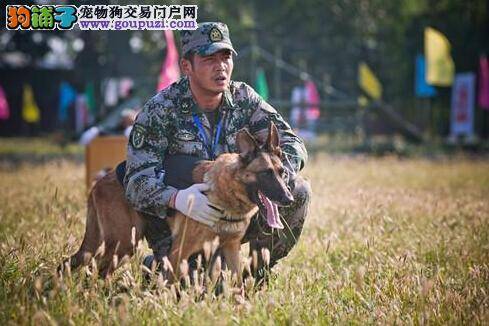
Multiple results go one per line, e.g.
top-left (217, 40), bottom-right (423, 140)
top-left (180, 22), bottom-right (237, 57)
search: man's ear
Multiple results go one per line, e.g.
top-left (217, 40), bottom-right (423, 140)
top-left (266, 122), bottom-right (280, 155)
top-left (180, 58), bottom-right (192, 75)
top-left (236, 129), bottom-right (257, 163)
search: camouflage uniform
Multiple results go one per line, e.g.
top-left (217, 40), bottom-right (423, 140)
top-left (123, 22), bottom-right (311, 272)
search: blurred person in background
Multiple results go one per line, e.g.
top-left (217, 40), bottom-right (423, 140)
top-left (80, 88), bottom-right (141, 145)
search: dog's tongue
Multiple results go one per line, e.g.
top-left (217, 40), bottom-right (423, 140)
top-left (259, 192), bottom-right (284, 229)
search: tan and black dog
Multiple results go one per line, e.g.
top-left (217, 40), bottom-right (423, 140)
top-left (61, 122), bottom-right (293, 283)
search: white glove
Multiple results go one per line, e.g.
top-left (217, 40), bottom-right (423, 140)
top-left (173, 183), bottom-right (223, 227)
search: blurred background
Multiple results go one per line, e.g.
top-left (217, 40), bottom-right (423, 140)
top-left (1, 0), bottom-right (489, 155)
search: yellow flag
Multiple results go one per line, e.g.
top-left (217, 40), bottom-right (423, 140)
top-left (424, 27), bottom-right (455, 86)
top-left (22, 84), bottom-right (40, 123)
top-left (358, 62), bottom-right (382, 100)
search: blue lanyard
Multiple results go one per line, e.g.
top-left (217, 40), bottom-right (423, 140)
top-left (192, 112), bottom-right (223, 159)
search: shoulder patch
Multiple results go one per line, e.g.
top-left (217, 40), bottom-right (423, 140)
top-left (131, 124), bottom-right (147, 149)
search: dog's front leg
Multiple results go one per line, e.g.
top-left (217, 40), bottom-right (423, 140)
top-left (221, 241), bottom-right (242, 286)
top-left (166, 218), bottom-right (207, 283)
top-left (167, 240), bottom-right (194, 283)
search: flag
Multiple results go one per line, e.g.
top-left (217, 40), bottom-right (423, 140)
top-left (415, 54), bottom-right (437, 98)
top-left (255, 67), bottom-right (269, 101)
top-left (85, 82), bottom-right (96, 116)
top-left (358, 62), bottom-right (382, 100)
top-left (304, 80), bottom-right (320, 120)
top-left (157, 30), bottom-right (180, 91)
top-left (58, 82), bottom-right (77, 122)
top-left (478, 55), bottom-right (489, 109)
top-left (22, 84), bottom-right (40, 123)
top-left (425, 27), bottom-right (455, 86)
top-left (451, 73), bottom-right (475, 137)
top-left (0, 85), bottom-right (9, 120)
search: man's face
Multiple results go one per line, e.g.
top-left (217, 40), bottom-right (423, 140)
top-left (182, 49), bottom-right (234, 95)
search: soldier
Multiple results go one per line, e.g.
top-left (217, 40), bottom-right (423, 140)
top-left (123, 22), bottom-right (311, 283)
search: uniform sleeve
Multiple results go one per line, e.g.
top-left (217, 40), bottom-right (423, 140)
top-left (123, 98), bottom-right (178, 217)
top-left (246, 85), bottom-right (308, 173)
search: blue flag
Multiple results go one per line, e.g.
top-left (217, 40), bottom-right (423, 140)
top-left (58, 82), bottom-right (77, 122)
top-left (415, 54), bottom-right (437, 98)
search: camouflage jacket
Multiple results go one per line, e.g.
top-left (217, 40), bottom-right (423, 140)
top-left (123, 76), bottom-right (308, 217)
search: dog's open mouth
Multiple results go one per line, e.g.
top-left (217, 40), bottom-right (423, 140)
top-left (258, 191), bottom-right (284, 229)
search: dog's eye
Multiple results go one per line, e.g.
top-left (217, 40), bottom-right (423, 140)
top-left (278, 168), bottom-right (285, 176)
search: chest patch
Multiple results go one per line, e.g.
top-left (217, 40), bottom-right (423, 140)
top-left (175, 130), bottom-right (196, 141)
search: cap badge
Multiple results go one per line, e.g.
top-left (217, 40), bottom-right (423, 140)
top-left (209, 27), bottom-right (223, 42)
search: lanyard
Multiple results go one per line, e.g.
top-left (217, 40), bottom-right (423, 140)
top-left (192, 112), bottom-right (223, 160)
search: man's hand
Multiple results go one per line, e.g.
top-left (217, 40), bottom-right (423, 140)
top-left (171, 183), bottom-right (223, 227)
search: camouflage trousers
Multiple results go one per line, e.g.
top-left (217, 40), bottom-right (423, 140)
top-left (143, 176), bottom-right (311, 275)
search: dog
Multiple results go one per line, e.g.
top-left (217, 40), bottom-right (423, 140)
top-left (61, 122), bottom-right (293, 283)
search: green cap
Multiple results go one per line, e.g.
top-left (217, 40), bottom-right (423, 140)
top-left (180, 22), bottom-right (237, 57)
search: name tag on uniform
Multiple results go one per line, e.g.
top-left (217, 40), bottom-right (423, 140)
top-left (175, 130), bottom-right (196, 141)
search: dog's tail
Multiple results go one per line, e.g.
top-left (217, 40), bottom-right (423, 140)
top-left (58, 191), bottom-right (103, 276)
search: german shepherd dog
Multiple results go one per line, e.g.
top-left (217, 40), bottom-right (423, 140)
top-left (61, 122), bottom-right (293, 283)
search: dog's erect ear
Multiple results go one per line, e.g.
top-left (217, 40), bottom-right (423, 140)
top-left (266, 122), bottom-right (281, 156)
top-left (192, 160), bottom-right (215, 183)
top-left (236, 129), bottom-right (258, 163)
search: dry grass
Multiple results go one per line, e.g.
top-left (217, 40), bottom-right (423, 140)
top-left (1, 147), bottom-right (488, 324)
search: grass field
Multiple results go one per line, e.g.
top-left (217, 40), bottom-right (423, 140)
top-left (1, 139), bottom-right (488, 324)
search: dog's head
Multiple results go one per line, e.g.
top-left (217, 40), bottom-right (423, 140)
top-left (235, 122), bottom-right (294, 229)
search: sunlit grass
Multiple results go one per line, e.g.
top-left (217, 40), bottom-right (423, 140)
top-left (1, 142), bottom-right (488, 324)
